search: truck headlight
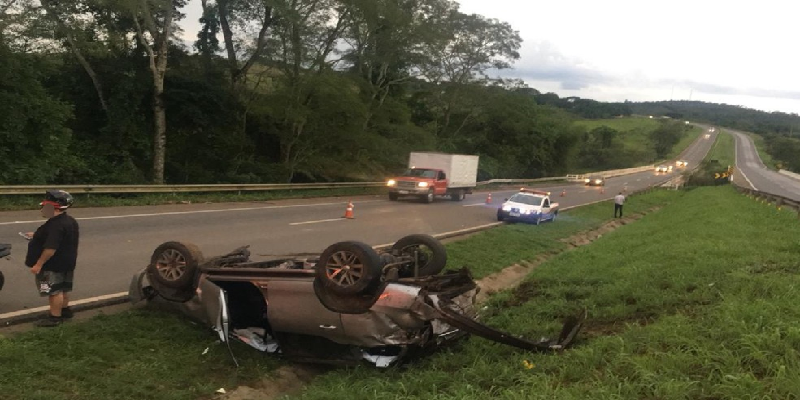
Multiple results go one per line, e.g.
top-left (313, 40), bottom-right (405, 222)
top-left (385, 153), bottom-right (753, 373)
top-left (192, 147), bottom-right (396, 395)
top-left (418, 182), bottom-right (429, 188)
top-left (584, 178), bottom-right (590, 183)
top-left (387, 179), bottom-right (396, 186)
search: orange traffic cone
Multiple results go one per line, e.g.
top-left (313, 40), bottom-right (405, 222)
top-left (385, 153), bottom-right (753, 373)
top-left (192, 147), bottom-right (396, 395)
top-left (560, 190), bottom-right (566, 197)
top-left (343, 201), bottom-right (355, 219)
top-left (485, 193), bottom-right (492, 204)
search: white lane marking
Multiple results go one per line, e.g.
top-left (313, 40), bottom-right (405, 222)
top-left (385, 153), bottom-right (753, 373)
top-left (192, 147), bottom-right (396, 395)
top-left (0, 200), bottom-right (383, 226)
top-left (464, 203), bottom-right (490, 207)
top-left (0, 292), bottom-right (128, 320)
top-left (289, 218), bottom-right (346, 226)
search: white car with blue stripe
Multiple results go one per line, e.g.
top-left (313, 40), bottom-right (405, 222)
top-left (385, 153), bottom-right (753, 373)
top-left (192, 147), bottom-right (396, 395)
top-left (496, 189), bottom-right (559, 225)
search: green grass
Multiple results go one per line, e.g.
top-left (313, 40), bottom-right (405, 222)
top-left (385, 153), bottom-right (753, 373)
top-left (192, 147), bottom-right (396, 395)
top-left (709, 130), bottom-right (736, 168)
top-left (0, 190), bottom-right (680, 400)
top-left (574, 115), bottom-right (661, 132)
top-left (574, 117), bottom-right (660, 162)
top-left (292, 186), bottom-right (800, 400)
top-left (0, 187), bottom-right (386, 211)
top-left (447, 189), bottom-right (680, 279)
top-left (0, 311), bottom-right (283, 400)
top-left (574, 117), bottom-right (701, 166)
top-left (4, 187), bottom-right (798, 400)
top-left (745, 132), bottom-right (777, 169)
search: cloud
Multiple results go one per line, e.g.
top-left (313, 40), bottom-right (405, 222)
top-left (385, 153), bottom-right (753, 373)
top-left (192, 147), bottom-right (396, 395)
top-left (664, 79), bottom-right (800, 101)
top-left (502, 41), bottom-right (615, 90)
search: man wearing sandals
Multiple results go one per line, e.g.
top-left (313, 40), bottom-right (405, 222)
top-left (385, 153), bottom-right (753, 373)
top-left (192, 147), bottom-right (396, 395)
top-left (25, 190), bottom-right (80, 327)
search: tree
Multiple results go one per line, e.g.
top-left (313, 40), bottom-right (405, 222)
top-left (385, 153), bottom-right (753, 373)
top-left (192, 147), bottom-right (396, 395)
top-left (416, 10), bottom-right (521, 142)
top-left (127, 0), bottom-right (185, 183)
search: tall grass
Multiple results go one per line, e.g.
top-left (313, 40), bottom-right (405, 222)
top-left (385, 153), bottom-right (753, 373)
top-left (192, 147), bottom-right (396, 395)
top-left (293, 186), bottom-right (800, 400)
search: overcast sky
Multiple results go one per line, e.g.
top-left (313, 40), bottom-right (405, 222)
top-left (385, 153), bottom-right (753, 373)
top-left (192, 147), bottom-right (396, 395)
top-left (179, 0), bottom-right (800, 114)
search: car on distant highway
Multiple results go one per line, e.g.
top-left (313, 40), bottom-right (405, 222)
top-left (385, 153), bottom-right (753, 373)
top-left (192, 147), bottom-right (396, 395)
top-left (496, 189), bottom-right (559, 225)
top-left (655, 165), bottom-right (671, 173)
top-left (129, 235), bottom-right (584, 367)
top-left (584, 176), bottom-right (606, 186)
top-left (676, 160), bottom-right (688, 168)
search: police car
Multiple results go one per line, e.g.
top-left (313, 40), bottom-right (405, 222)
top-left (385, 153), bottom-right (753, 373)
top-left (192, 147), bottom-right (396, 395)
top-left (496, 189), bottom-right (559, 225)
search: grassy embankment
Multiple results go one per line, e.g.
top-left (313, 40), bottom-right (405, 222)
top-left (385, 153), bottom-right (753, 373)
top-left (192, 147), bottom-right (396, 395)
top-left (295, 186), bottom-right (800, 400)
top-left (0, 189), bottom-right (681, 400)
top-left (574, 116), bottom-right (703, 166)
top-left (4, 185), bottom-right (799, 399)
top-left (708, 129), bottom-right (736, 168)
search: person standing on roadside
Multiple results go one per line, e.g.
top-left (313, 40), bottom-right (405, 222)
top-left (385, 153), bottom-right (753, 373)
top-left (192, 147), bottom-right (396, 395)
top-left (25, 190), bottom-right (79, 327)
top-left (614, 192), bottom-right (625, 218)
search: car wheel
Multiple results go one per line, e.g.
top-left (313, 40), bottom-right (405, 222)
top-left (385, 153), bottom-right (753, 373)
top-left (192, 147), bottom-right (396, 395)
top-left (391, 234), bottom-right (448, 277)
top-left (315, 241), bottom-right (382, 296)
top-left (388, 192), bottom-right (398, 201)
top-left (497, 212), bottom-right (505, 222)
top-left (146, 241), bottom-right (203, 291)
top-left (552, 211), bottom-right (558, 221)
top-left (534, 216), bottom-right (541, 225)
top-left (424, 190), bottom-right (435, 203)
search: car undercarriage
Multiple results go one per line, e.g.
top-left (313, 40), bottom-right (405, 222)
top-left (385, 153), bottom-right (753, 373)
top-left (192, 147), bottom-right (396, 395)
top-left (129, 234), bottom-right (585, 367)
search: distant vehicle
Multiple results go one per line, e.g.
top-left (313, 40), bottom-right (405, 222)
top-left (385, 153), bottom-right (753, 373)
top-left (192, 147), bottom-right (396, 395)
top-left (386, 152), bottom-right (479, 203)
top-left (497, 189), bottom-right (559, 225)
top-left (584, 176), bottom-right (606, 186)
top-left (676, 160), bottom-right (688, 168)
top-left (704, 134), bottom-right (711, 139)
top-left (655, 165), bottom-right (671, 173)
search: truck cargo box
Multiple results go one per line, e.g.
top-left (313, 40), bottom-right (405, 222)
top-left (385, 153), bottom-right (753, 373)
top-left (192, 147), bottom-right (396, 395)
top-left (408, 152), bottom-right (479, 189)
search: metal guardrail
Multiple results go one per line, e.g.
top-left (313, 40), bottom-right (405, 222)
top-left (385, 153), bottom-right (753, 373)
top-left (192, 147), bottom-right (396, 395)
top-left (733, 183), bottom-right (800, 218)
top-left (0, 165), bottom-right (660, 196)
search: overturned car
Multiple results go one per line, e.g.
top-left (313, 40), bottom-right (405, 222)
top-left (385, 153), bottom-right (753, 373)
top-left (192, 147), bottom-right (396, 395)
top-left (129, 234), bottom-right (584, 367)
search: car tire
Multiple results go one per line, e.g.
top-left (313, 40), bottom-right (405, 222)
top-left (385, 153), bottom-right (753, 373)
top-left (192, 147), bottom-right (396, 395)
top-left (450, 190), bottom-right (465, 201)
top-left (497, 212), bottom-right (505, 222)
top-left (388, 192), bottom-right (398, 201)
top-left (552, 210), bottom-right (558, 221)
top-left (315, 241), bottom-right (382, 296)
top-left (424, 190), bottom-right (434, 203)
top-left (146, 241), bottom-right (203, 291)
top-left (391, 234), bottom-right (447, 277)
top-left (534, 216), bottom-right (541, 225)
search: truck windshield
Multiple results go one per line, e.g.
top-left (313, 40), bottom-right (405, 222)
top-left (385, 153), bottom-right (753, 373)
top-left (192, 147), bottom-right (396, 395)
top-left (508, 194), bottom-right (544, 206)
top-left (402, 168), bottom-right (437, 178)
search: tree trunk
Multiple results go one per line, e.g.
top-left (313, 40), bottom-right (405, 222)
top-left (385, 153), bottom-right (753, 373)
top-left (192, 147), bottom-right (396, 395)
top-left (133, 0), bottom-right (173, 184)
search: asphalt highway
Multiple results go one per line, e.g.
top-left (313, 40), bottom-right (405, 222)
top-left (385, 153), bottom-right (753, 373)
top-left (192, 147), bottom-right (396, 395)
top-left (729, 129), bottom-right (800, 201)
top-left (0, 130), bottom-right (718, 315)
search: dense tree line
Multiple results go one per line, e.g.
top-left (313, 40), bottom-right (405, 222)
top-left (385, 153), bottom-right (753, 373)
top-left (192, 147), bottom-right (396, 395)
top-left (0, 1), bottom-right (725, 185)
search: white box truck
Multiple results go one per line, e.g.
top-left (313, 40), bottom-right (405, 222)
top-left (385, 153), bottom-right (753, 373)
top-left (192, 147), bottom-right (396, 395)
top-left (386, 152), bottom-right (479, 203)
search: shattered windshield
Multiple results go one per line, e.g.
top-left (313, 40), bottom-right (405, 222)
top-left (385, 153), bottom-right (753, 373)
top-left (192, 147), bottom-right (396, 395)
top-left (508, 194), bottom-right (544, 206)
top-left (402, 168), bottom-right (437, 178)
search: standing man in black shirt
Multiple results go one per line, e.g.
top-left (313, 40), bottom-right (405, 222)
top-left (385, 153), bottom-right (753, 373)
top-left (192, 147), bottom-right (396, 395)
top-left (25, 190), bottom-right (80, 327)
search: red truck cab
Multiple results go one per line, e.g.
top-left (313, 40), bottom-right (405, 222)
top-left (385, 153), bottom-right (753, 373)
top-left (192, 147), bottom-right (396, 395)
top-left (387, 168), bottom-right (451, 203)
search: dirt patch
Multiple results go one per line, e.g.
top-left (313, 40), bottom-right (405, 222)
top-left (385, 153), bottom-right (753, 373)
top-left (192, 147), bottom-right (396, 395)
top-left (217, 365), bottom-right (324, 400)
top-left (478, 210), bottom-right (657, 303)
top-left (559, 209), bottom-right (658, 249)
top-left (581, 312), bottom-right (657, 338)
